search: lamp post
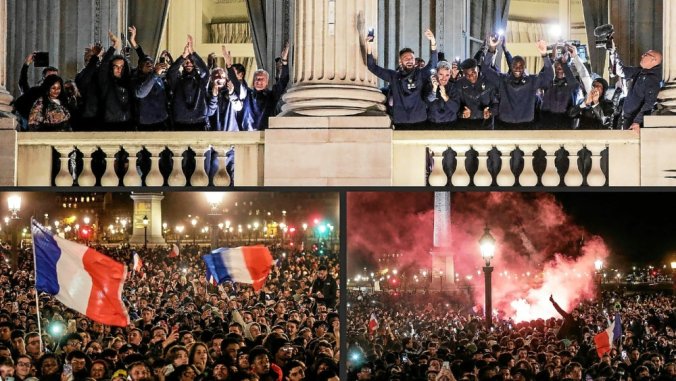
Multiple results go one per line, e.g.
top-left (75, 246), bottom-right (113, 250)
top-left (7, 196), bottom-right (21, 269)
top-left (595, 259), bottom-right (604, 299)
top-left (120, 218), bottom-right (128, 244)
top-left (479, 225), bottom-right (496, 329)
top-left (671, 261), bottom-right (676, 295)
top-left (191, 218), bottom-right (197, 245)
top-left (176, 225), bottom-right (184, 247)
top-left (143, 215), bottom-right (148, 249)
top-left (205, 192), bottom-right (224, 249)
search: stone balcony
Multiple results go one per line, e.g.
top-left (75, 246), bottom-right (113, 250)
top-left (4, 115), bottom-right (676, 187)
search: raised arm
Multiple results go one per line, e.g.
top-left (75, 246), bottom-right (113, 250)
top-left (549, 295), bottom-right (570, 319)
top-left (535, 40), bottom-right (554, 89)
top-left (19, 54), bottom-right (32, 94)
top-left (568, 45), bottom-right (592, 95)
top-left (365, 33), bottom-right (397, 83)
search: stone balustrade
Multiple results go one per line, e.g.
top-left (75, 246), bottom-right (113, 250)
top-left (392, 130), bottom-right (640, 187)
top-left (16, 131), bottom-right (264, 187)
top-left (9, 129), bottom-right (656, 187)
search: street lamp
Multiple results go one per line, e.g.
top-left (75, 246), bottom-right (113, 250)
top-left (6, 196), bottom-right (21, 268)
top-left (205, 192), bottom-right (224, 249)
top-left (670, 261), bottom-right (676, 295)
top-left (120, 219), bottom-right (128, 244)
top-left (479, 225), bottom-right (496, 329)
top-left (176, 225), bottom-right (184, 246)
top-left (191, 218), bottom-right (197, 245)
top-left (594, 259), bottom-right (604, 299)
top-left (143, 215), bottom-right (148, 249)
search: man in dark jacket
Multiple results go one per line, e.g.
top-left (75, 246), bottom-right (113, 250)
top-left (310, 265), bottom-right (337, 310)
top-left (483, 36), bottom-right (553, 129)
top-left (223, 42), bottom-right (290, 131)
top-left (366, 29), bottom-right (438, 129)
top-left (540, 47), bottom-right (579, 129)
top-left (134, 56), bottom-right (169, 131)
top-left (98, 31), bottom-right (134, 130)
top-left (550, 294), bottom-right (583, 342)
top-left (167, 35), bottom-right (210, 131)
top-left (609, 44), bottom-right (663, 132)
top-left (424, 60), bottom-right (460, 128)
top-left (456, 58), bottom-right (499, 130)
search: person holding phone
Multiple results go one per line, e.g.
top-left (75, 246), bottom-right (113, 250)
top-left (424, 61), bottom-right (460, 128)
top-left (366, 27), bottom-right (438, 129)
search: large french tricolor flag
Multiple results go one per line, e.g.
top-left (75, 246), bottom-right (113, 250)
top-left (202, 246), bottom-right (273, 291)
top-left (594, 312), bottom-right (621, 358)
top-left (31, 220), bottom-right (130, 327)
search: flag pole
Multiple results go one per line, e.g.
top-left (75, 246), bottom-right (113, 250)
top-left (29, 218), bottom-right (44, 354)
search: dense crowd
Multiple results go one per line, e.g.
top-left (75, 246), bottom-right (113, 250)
top-left (11, 26), bottom-right (289, 132)
top-left (366, 29), bottom-right (662, 131)
top-left (346, 290), bottom-right (675, 381)
top-left (0, 242), bottom-right (339, 381)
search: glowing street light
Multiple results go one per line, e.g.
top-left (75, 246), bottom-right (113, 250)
top-left (143, 215), bottom-right (149, 249)
top-left (6, 195), bottom-right (21, 268)
top-left (83, 216), bottom-right (91, 225)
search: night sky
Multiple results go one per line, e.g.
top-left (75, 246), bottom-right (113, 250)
top-left (347, 191), bottom-right (676, 272)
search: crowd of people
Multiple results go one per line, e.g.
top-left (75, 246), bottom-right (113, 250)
top-left (11, 25), bottom-right (663, 133)
top-left (346, 290), bottom-right (675, 381)
top-left (12, 26), bottom-right (290, 132)
top-left (366, 29), bottom-right (662, 131)
top-left (0, 241), bottom-right (339, 381)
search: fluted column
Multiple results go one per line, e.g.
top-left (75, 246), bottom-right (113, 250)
top-left (281, 0), bottom-right (386, 116)
top-left (0, 0), bottom-right (12, 114)
top-left (658, 0), bottom-right (676, 114)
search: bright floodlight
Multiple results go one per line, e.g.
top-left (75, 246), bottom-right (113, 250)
top-left (191, 218), bottom-right (197, 227)
top-left (595, 259), bottom-right (603, 271)
top-left (550, 24), bottom-right (562, 39)
top-left (7, 195), bottom-right (21, 218)
top-left (205, 192), bottom-right (225, 207)
top-left (176, 225), bottom-right (184, 233)
top-left (479, 226), bottom-right (496, 264)
top-left (671, 261), bottom-right (676, 270)
top-left (84, 216), bottom-right (91, 225)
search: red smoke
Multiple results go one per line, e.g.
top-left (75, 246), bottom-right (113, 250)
top-left (347, 192), bottom-right (610, 321)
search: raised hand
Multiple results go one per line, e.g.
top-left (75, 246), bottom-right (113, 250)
top-left (424, 29), bottom-right (436, 46)
top-left (109, 30), bottom-right (121, 50)
top-left (280, 40), bottom-right (290, 61)
top-left (187, 34), bottom-right (194, 53)
top-left (488, 33), bottom-right (500, 50)
top-left (128, 25), bottom-right (138, 48)
top-left (536, 40), bottom-right (548, 55)
top-left (25, 53), bottom-right (34, 65)
top-left (221, 44), bottom-right (233, 68)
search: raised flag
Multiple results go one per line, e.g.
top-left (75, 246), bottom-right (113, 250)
top-left (368, 312), bottom-right (379, 333)
top-left (593, 312), bottom-right (621, 358)
top-left (31, 220), bottom-right (130, 327)
top-left (201, 246), bottom-right (273, 291)
top-left (168, 244), bottom-right (180, 258)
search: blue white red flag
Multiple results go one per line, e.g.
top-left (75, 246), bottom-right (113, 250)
top-left (202, 246), bottom-right (273, 291)
top-left (32, 220), bottom-right (130, 327)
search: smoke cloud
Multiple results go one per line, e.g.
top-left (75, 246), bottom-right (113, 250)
top-left (347, 192), bottom-right (610, 321)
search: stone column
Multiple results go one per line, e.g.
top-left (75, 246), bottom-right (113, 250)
top-left (657, 0), bottom-right (676, 114)
top-left (0, 0), bottom-right (17, 186)
top-left (129, 193), bottom-right (166, 246)
top-left (281, 0), bottom-right (385, 116)
top-left (266, 0), bottom-right (393, 186)
top-left (0, 0), bottom-right (12, 114)
top-left (430, 192), bottom-right (454, 291)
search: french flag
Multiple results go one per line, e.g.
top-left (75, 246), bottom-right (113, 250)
top-left (201, 246), bottom-right (273, 291)
top-left (368, 312), bottom-right (379, 333)
top-left (32, 220), bottom-right (130, 327)
top-left (594, 312), bottom-right (621, 358)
